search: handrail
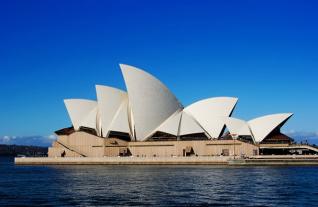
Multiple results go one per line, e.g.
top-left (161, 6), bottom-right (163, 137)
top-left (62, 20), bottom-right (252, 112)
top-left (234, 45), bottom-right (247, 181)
top-left (56, 140), bottom-right (87, 157)
top-left (260, 144), bottom-right (318, 152)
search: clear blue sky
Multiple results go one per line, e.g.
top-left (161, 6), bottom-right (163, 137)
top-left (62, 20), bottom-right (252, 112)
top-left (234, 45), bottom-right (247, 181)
top-left (1, 0), bottom-right (318, 138)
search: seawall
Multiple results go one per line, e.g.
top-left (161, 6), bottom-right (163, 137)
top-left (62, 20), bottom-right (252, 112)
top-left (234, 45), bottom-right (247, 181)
top-left (15, 155), bottom-right (318, 166)
top-left (14, 156), bottom-right (229, 165)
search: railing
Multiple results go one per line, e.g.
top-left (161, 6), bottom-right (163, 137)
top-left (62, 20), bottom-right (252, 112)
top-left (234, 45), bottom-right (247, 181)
top-left (56, 141), bottom-right (87, 157)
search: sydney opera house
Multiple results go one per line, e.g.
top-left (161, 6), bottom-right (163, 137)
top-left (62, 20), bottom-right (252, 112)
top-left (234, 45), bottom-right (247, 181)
top-left (48, 64), bottom-right (317, 158)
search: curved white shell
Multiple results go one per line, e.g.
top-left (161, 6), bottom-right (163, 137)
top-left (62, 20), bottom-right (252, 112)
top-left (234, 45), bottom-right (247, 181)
top-left (120, 64), bottom-right (182, 140)
top-left (64, 99), bottom-right (98, 131)
top-left (184, 97), bottom-right (238, 138)
top-left (248, 113), bottom-right (293, 143)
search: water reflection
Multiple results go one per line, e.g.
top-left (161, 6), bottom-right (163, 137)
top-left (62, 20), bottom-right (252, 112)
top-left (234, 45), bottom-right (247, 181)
top-left (1, 157), bottom-right (318, 206)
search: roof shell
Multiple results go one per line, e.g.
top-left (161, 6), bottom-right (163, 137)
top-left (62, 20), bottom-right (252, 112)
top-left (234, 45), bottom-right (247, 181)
top-left (248, 113), bottom-right (293, 143)
top-left (224, 117), bottom-right (253, 139)
top-left (155, 110), bottom-right (182, 136)
top-left (96, 85), bottom-right (128, 137)
top-left (108, 97), bottom-right (131, 135)
top-left (179, 111), bottom-right (205, 136)
top-left (184, 97), bottom-right (238, 138)
top-left (120, 64), bottom-right (183, 141)
top-left (64, 99), bottom-right (98, 131)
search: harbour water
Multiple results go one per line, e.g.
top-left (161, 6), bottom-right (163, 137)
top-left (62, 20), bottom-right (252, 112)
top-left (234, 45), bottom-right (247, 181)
top-left (1, 156), bottom-right (318, 206)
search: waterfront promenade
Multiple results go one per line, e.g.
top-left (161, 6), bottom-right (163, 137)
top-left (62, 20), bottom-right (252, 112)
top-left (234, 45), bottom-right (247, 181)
top-left (15, 155), bottom-right (318, 166)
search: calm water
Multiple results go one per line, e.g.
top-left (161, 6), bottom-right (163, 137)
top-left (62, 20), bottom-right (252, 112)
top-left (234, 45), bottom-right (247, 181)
top-left (1, 156), bottom-right (318, 206)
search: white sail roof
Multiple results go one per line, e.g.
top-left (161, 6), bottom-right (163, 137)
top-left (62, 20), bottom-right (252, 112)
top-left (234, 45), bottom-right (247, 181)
top-left (155, 110), bottom-right (182, 136)
top-left (128, 103), bottom-right (135, 140)
top-left (109, 97), bottom-right (130, 134)
top-left (184, 97), bottom-right (238, 138)
top-left (61, 64), bottom-right (294, 144)
top-left (248, 113), bottom-right (293, 143)
top-left (64, 99), bottom-right (98, 131)
top-left (120, 64), bottom-right (183, 141)
top-left (179, 112), bottom-right (205, 136)
top-left (96, 85), bottom-right (128, 137)
top-left (225, 117), bottom-right (253, 138)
